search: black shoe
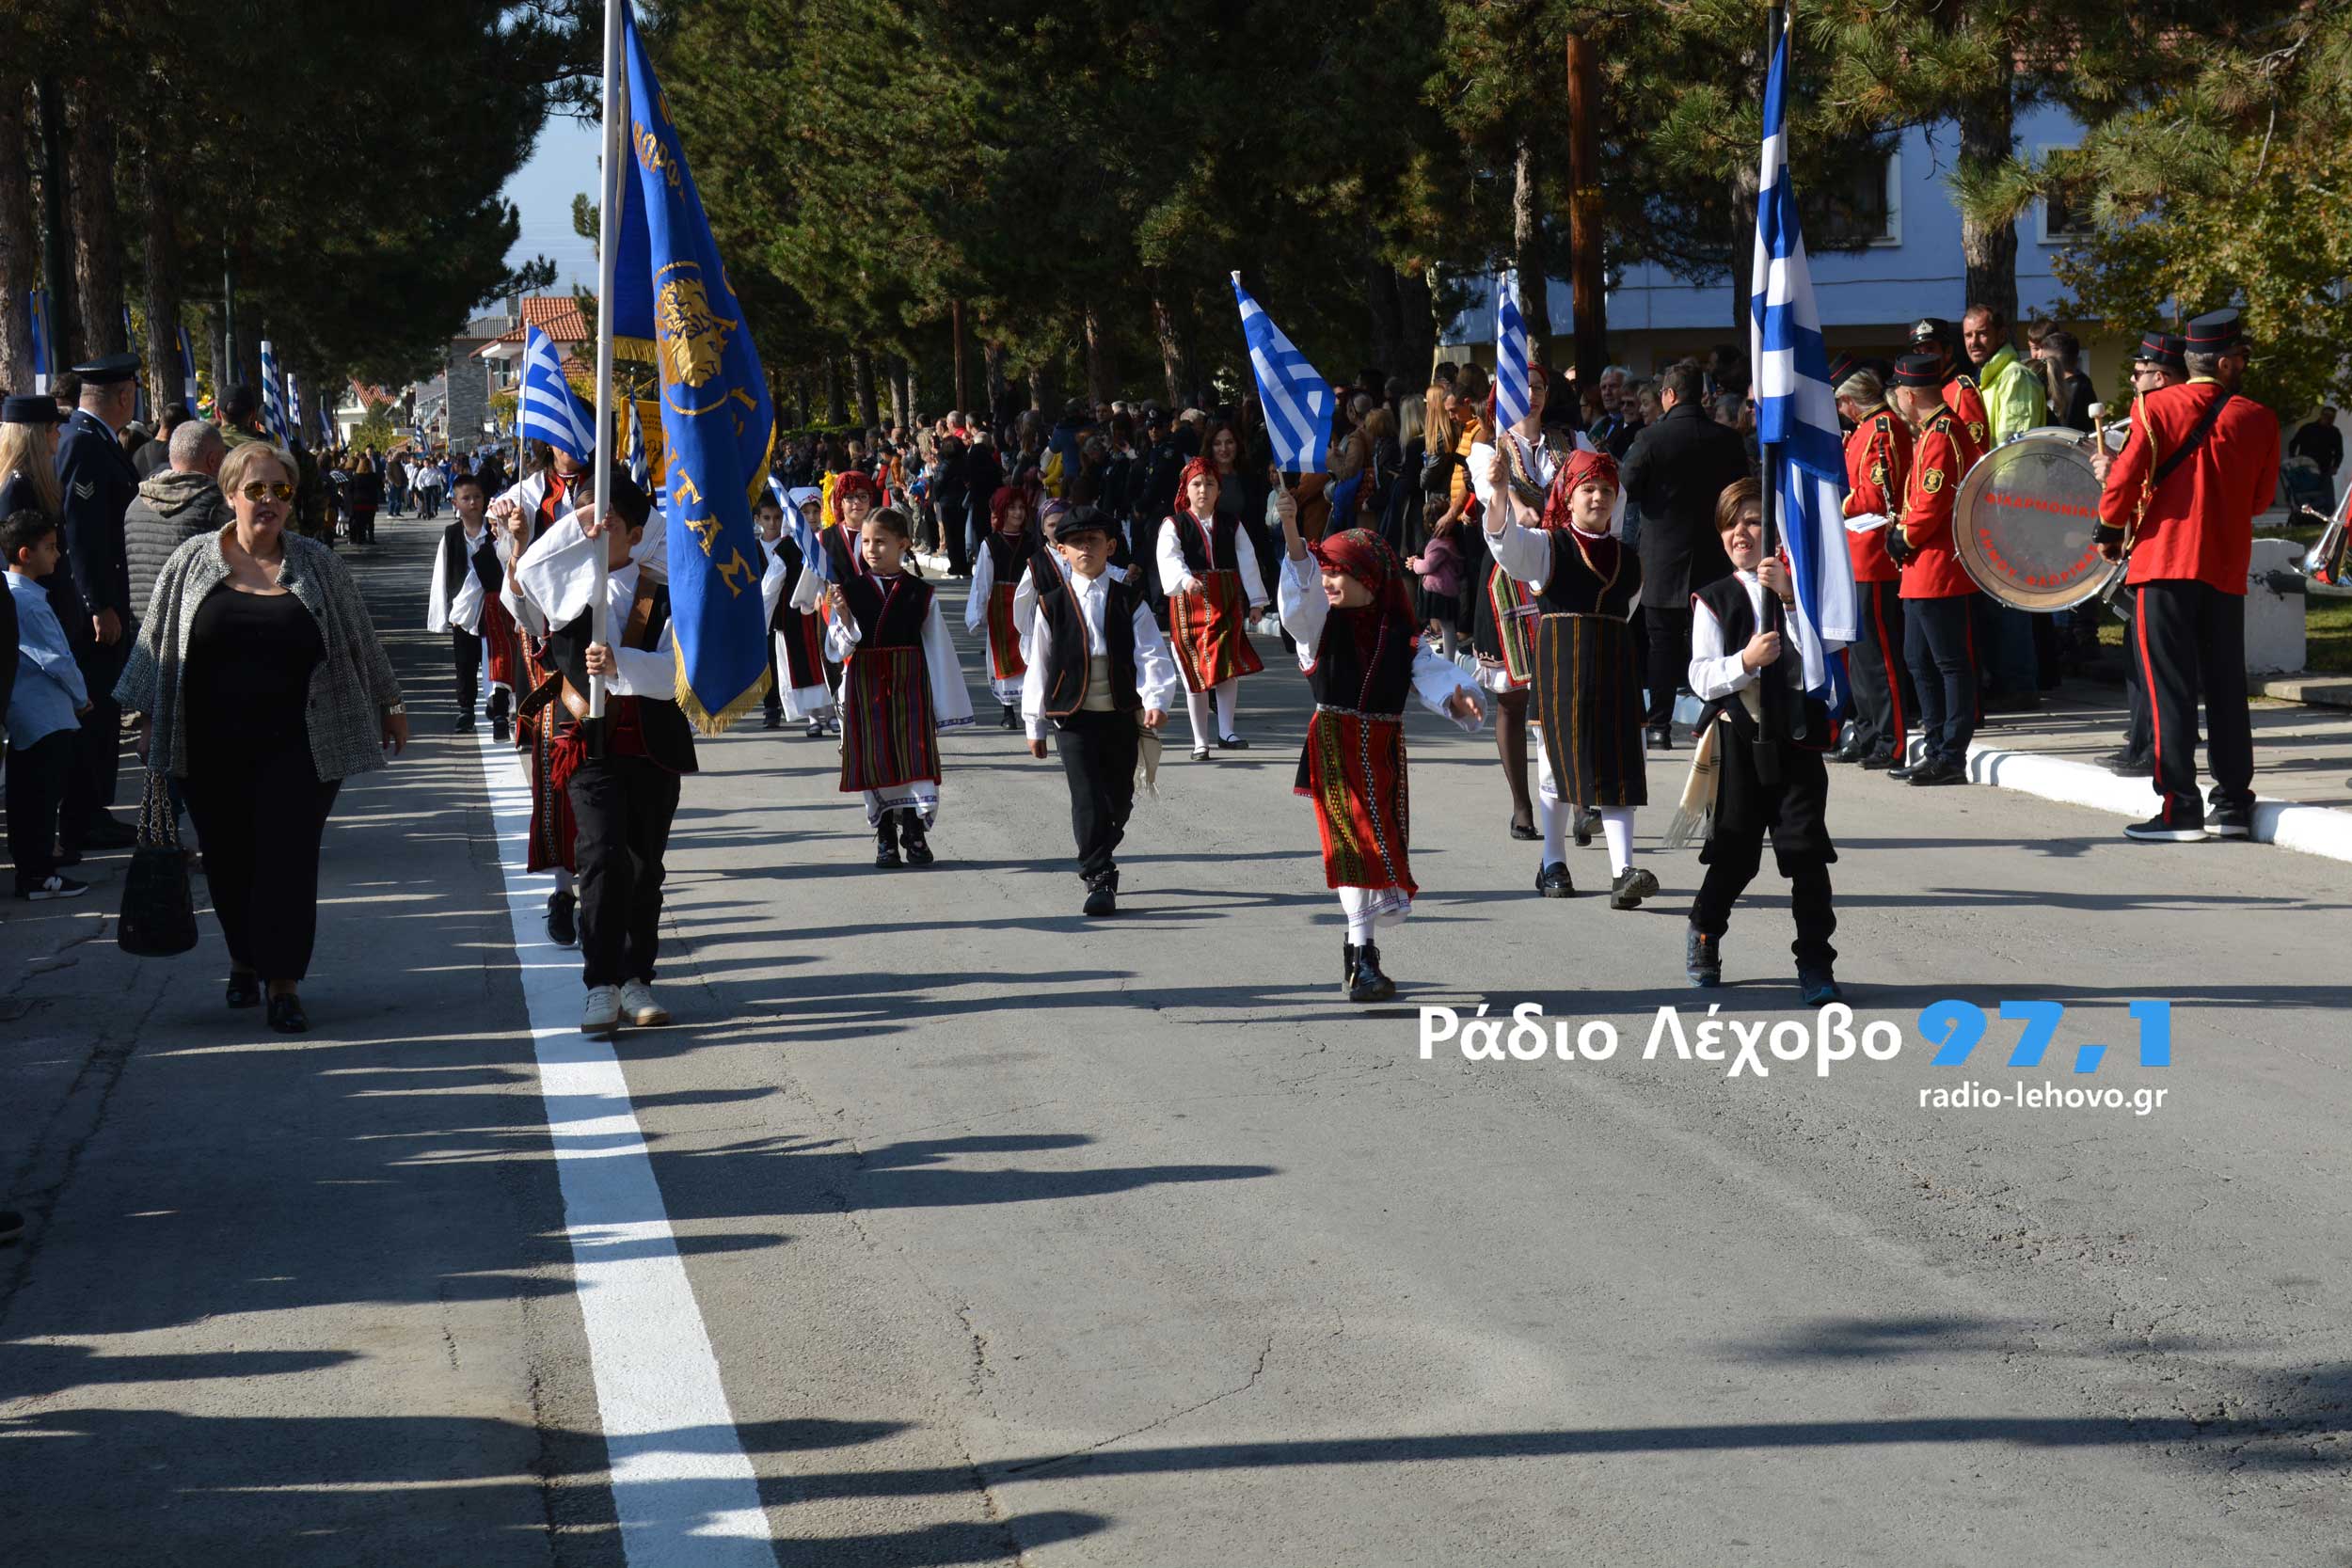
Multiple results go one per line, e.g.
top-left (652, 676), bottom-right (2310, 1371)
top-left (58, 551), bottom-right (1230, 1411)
top-left (874, 814), bottom-right (902, 868)
top-left (1574, 807), bottom-right (1600, 847)
top-left (452, 712), bottom-right (476, 733)
top-left (1535, 862), bottom-right (1576, 898)
top-left (1507, 816), bottom-right (1539, 841)
top-left (1610, 867), bottom-right (1660, 911)
top-left (762, 709), bottom-right (782, 730)
top-left (546, 891), bottom-right (579, 947)
top-left (266, 993), bottom-right (310, 1035)
top-left (78, 816), bottom-right (136, 849)
top-left (806, 718), bottom-right (826, 739)
top-left (898, 814), bottom-right (935, 866)
top-left (1833, 732), bottom-right (1868, 764)
top-left (1348, 941), bottom-right (1396, 1004)
top-left (1797, 966), bottom-right (1843, 1006)
top-left (1082, 870), bottom-right (1118, 917)
top-left (1645, 725), bottom-right (1672, 752)
top-left (1001, 704), bottom-right (1020, 731)
top-left (1885, 757), bottom-right (1925, 781)
top-left (1686, 928), bottom-right (1722, 988)
top-left (2207, 804), bottom-right (2253, 840)
top-left (2124, 810), bottom-right (2207, 843)
top-left (2099, 749), bottom-right (2152, 777)
top-left (1906, 758), bottom-right (1966, 786)
top-left (491, 714), bottom-right (512, 744)
top-left (1216, 733), bottom-right (1249, 750)
top-left (1858, 750), bottom-right (1896, 771)
top-left (226, 972), bottom-right (262, 1008)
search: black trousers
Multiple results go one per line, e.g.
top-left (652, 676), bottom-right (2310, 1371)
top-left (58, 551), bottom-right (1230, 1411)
top-left (1902, 594), bottom-right (1978, 765)
top-left (1054, 708), bottom-right (1140, 880)
top-left (1845, 580), bottom-right (1914, 758)
top-left (6, 728), bottom-right (75, 892)
top-left (2110, 590), bottom-right (2153, 762)
top-left (565, 753), bottom-right (681, 989)
top-left (451, 627), bottom-right (508, 721)
top-left (1644, 606), bottom-right (1692, 727)
top-left (59, 637), bottom-right (125, 847)
top-left (2134, 580), bottom-right (2252, 821)
top-left (183, 741), bottom-right (342, 981)
top-left (1688, 742), bottom-right (1836, 968)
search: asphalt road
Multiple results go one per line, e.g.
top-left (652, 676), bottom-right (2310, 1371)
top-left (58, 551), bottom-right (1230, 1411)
top-left (2, 512), bottom-right (2345, 1567)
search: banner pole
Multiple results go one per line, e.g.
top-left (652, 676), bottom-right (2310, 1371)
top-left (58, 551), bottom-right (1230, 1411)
top-left (589, 0), bottom-right (627, 720)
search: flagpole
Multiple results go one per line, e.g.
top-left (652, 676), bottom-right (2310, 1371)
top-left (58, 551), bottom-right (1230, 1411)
top-left (589, 0), bottom-right (626, 721)
top-left (1755, 0), bottom-right (1788, 777)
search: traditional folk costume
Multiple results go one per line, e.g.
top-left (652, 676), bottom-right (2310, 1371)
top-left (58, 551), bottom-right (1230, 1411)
top-left (787, 468), bottom-right (882, 615)
top-left (424, 515), bottom-right (516, 738)
top-left (1470, 423), bottom-right (1568, 843)
top-left (493, 464), bottom-right (585, 938)
top-left (1016, 513), bottom-right (1181, 913)
top-left (1837, 399), bottom-right (1915, 768)
top-left (503, 478), bottom-right (697, 1026)
top-left (966, 486), bottom-right (1038, 727)
top-left (757, 488), bottom-right (838, 737)
top-left (824, 559), bottom-right (974, 865)
top-left (1156, 457), bottom-right (1267, 758)
top-left (1679, 565), bottom-right (1841, 1002)
top-left (1278, 528), bottom-right (1483, 1004)
top-left (1482, 449), bottom-right (1658, 909)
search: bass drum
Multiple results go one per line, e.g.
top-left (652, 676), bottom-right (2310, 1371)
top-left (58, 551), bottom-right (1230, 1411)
top-left (1951, 425), bottom-right (2123, 611)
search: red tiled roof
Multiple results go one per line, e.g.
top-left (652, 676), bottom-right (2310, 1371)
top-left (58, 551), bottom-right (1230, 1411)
top-left (472, 295), bottom-right (591, 356)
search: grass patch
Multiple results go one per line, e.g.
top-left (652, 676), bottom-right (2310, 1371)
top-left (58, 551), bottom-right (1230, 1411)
top-left (2089, 527), bottom-right (2352, 673)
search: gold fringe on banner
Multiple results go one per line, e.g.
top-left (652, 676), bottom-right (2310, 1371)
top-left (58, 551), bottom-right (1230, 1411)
top-left (672, 640), bottom-right (774, 736)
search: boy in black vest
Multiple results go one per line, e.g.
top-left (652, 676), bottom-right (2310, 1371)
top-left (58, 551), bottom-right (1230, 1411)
top-left (425, 471), bottom-right (513, 739)
top-left (1681, 479), bottom-right (1842, 1005)
top-left (508, 471), bottom-right (699, 1036)
top-left (1021, 504), bottom-right (1178, 916)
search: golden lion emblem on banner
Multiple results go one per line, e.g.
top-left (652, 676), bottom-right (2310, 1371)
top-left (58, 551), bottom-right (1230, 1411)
top-left (656, 271), bottom-right (734, 389)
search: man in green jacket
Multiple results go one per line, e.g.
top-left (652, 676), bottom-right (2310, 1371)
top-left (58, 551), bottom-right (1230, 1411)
top-left (1963, 303), bottom-right (2053, 708)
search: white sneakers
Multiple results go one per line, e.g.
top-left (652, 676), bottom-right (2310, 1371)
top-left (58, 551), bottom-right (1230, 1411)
top-left (619, 982), bottom-right (669, 1026)
top-left (581, 986), bottom-right (622, 1035)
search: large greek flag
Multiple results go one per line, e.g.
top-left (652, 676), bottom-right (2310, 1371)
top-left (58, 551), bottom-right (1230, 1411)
top-left (1494, 269), bottom-right (1532, 430)
top-left (1748, 21), bottom-right (1856, 703)
top-left (260, 340), bottom-right (291, 445)
top-left (1231, 273), bottom-right (1331, 474)
top-left (517, 322), bottom-right (598, 461)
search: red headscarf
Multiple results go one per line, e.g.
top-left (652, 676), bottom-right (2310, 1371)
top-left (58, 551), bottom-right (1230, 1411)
top-left (1310, 527), bottom-right (1418, 628)
top-left (1540, 447), bottom-right (1620, 532)
top-left (834, 469), bottom-right (880, 502)
top-left (989, 484), bottom-right (1024, 530)
top-left (1174, 455), bottom-right (1219, 516)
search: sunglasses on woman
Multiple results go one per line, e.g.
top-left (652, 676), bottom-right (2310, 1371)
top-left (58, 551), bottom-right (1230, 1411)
top-left (240, 481), bottom-right (295, 501)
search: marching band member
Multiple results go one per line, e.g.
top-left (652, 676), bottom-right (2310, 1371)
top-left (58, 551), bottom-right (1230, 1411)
top-left (2086, 331), bottom-right (2188, 777)
top-left (1156, 456), bottom-right (1267, 761)
top-left (2093, 309), bottom-right (2280, 843)
top-left (1833, 366), bottom-right (1914, 769)
top-left (1884, 354), bottom-right (1985, 787)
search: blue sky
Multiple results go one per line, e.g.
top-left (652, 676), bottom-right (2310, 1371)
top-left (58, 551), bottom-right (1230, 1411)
top-left (503, 111), bottom-right (604, 293)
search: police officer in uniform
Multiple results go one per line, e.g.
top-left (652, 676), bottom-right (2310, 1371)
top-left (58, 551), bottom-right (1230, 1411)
top-left (2094, 309), bottom-right (2280, 843)
top-left (54, 352), bottom-right (143, 849)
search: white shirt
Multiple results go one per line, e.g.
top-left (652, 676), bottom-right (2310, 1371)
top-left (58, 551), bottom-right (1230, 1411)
top-left (1688, 569), bottom-right (1795, 701)
top-left (1274, 554), bottom-right (1484, 729)
top-left (1469, 428), bottom-right (1561, 518)
top-left (1154, 512), bottom-right (1267, 609)
top-left (1014, 558), bottom-right (1181, 739)
top-left (500, 508), bottom-right (674, 697)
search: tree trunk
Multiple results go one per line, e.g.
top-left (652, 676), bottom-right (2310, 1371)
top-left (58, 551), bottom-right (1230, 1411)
top-left (1149, 272), bottom-right (1190, 408)
top-left (140, 142), bottom-right (182, 413)
top-left (36, 77), bottom-right (79, 367)
top-left (899, 357), bottom-right (917, 427)
top-left (1395, 265), bottom-right (1436, 382)
top-left (851, 346), bottom-right (879, 431)
top-left (67, 85), bottom-right (125, 356)
top-left (0, 86), bottom-right (38, 392)
top-left (982, 341), bottom-right (1008, 431)
top-left (1511, 129), bottom-right (1552, 366)
top-left (1082, 299), bottom-right (1116, 407)
top-left (950, 298), bottom-right (969, 415)
top-left (822, 353), bottom-right (847, 423)
top-left (1029, 354), bottom-right (1057, 418)
top-left (1957, 86), bottom-right (2019, 332)
top-left (1565, 33), bottom-right (1610, 386)
top-left (1361, 224), bottom-right (1405, 378)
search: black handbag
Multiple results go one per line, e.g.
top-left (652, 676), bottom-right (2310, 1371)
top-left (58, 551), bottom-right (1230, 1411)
top-left (118, 770), bottom-right (199, 958)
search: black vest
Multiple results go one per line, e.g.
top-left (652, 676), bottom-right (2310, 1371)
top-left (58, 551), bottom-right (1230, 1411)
top-left (544, 576), bottom-right (700, 774)
top-left (1536, 529), bottom-right (1641, 619)
top-left (838, 570), bottom-right (933, 649)
top-left (437, 523), bottom-right (501, 622)
top-left (1308, 605), bottom-right (1418, 717)
top-left (1033, 546), bottom-right (1141, 718)
top-left (980, 530), bottom-right (1031, 585)
top-left (1168, 509), bottom-right (1246, 575)
top-left (756, 535), bottom-right (804, 632)
top-left (1692, 575), bottom-right (1834, 752)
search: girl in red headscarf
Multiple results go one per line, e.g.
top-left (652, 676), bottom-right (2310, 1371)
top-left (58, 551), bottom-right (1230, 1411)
top-left (1272, 487), bottom-right (1485, 1004)
top-left (1467, 364), bottom-right (1569, 842)
top-left (963, 485), bottom-right (1035, 727)
top-left (1155, 454), bottom-right (1268, 760)
top-left (1481, 443), bottom-right (1660, 911)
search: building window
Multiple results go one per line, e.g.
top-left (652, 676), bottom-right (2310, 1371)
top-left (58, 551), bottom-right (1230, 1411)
top-left (2038, 146), bottom-right (2094, 244)
top-left (1808, 150), bottom-right (1901, 249)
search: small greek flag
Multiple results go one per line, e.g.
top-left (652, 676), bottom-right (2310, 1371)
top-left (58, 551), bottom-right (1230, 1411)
top-left (1494, 270), bottom-right (1532, 430)
top-left (287, 372), bottom-right (304, 442)
top-left (1231, 273), bottom-right (1332, 475)
top-left (517, 323), bottom-right (597, 461)
top-left (625, 398), bottom-right (651, 491)
top-left (260, 340), bottom-right (291, 445)
top-left (1748, 19), bottom-right (1856, 703)
top-left (175, 326), bottom-right (197, 404)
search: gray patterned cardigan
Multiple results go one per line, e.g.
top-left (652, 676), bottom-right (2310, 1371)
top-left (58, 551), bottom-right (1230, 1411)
top-left (115, 528), bottom-right (405, 782)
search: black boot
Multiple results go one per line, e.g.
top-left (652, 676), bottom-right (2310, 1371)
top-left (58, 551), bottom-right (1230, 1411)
top-left (1083, 868), bottom-right (1118, 917)
top-left (874, 813), bottom-right (902, 868)
top-left (898, 810), bottom-right (936, 865)
top-left (1349, 942), bottom-right (1396, 1004)
top-left (1342, 941), bottom-right (1359, 995)
top-left (1686, 927), bottom-right (1722, 988)
top-left (545, 891), bottom-right (578, 948)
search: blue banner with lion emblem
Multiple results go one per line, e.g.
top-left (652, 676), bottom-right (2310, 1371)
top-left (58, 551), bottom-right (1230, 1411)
top-left (612, 1), bottom-right (775, 732)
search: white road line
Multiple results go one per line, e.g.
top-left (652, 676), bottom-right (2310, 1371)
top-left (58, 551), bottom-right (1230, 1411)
top-left (474, 728), bottom-right (778, 1564)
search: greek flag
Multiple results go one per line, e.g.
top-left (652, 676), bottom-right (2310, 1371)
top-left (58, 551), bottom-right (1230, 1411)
top-left (517, 322), bottom-right (597, 461)
top-left (1494, 270), bottom-right (1532, 430)
top-left (624, 398), bottom-right (651, 492)
top-left (260, 340), bottom-right (291, 444)
top-left (1230, 273), bottom-right (1331, 474)
top-left (286, 372), bottom-right (303, 443)
top-left (787, 481), bottom-right (832, 585)
top-left (175, 326), bottom-right (197, 404)
top-left (1747, 20), bottom-right (1856, 704)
